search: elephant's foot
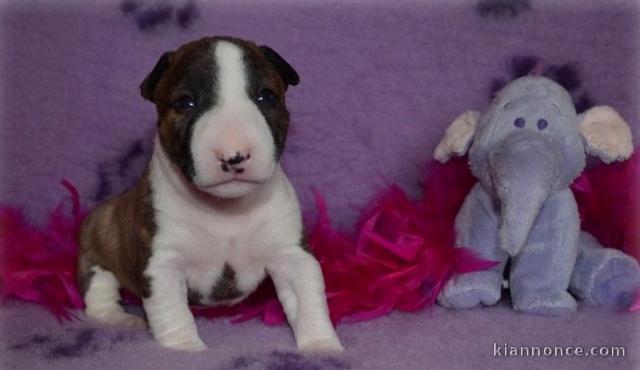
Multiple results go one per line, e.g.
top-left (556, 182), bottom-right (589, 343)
top-left (438, 271), bottom-right (502, 309)
top-left (512, 290), bottom-right (576, 315)
top-left (589, 252), bottom-right (640, 308)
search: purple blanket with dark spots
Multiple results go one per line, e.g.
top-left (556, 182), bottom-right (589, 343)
top-left (1, 0), bottom-right (638, 369)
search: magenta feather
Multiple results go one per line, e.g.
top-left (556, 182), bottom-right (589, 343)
top-left (2, 151), bottom-right (638, 323)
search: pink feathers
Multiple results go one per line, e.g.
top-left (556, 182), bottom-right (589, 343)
top-left (630, 292), bottom-right (640, 312)
top-left (1, 152), bottom-right (638, 323)
top-left (572, 152), bottom-right (640, 262)
top-left (308, 158), bottom-right (497, 324)
top-left (0, 181), bottom-right (85, 320)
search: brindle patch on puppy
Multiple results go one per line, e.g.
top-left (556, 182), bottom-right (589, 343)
top-left (78, 170), bottom-right (154, 299)
top-left (77, 36), bottom-right (342, 353)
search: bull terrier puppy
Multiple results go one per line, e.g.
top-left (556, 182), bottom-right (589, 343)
top-left (77, 36), bottom-right (342, 353)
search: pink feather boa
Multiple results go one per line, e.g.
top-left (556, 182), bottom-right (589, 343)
top-left (0, 181), bottom-right (85, 320)
top-left (1, 153), bottom-right (639, 325)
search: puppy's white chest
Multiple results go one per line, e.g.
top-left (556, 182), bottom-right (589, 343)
top-left (177, 218), bottom-right (270, 305)
top-left (149, 157), bottom-right (302, 306)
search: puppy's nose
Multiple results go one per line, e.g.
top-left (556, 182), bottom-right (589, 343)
top-left (219, 151), bottom-right (251, 173)
top-left (226, 152), bottom-right (248, 166)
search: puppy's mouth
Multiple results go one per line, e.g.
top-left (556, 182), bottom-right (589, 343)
top-left (199, 178), bottom-right (263, 189)
top-left (195, 177), bottom-right (266, 199)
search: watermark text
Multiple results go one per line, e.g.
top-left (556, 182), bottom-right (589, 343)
top-left (493, 342), bottom-right (626, 358)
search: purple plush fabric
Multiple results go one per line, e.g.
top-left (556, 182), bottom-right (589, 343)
top-left (1, 0), bottom-right (639, 369)
top-left (1, 300), bottom-right (638, 370)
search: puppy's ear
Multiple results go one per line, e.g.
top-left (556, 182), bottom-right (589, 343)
top-left (140, 51), bottom-right (174, 102)
top-left (259, 46), bottom-right (300, 88)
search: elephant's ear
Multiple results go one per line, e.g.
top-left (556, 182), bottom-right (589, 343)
top-left (434, 110), bottom-right (481, 162)
top-left (579, 106), bottom-right (633, 163)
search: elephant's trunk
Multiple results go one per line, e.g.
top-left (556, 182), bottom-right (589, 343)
top-left (489, 131), bottom-right (561, 256)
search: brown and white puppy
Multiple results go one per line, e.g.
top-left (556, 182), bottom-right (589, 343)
top-left (77, 36), bottom-right (342, 353)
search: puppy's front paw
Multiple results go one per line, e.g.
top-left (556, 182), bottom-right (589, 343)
top-left (160, 337), bottom-right (208, 352)
top-left (298, 337), bottom-right (344, 354)
top-left (119, 314), bottom-right (147, 328)
top-left (86, 310), bottom-right (146, 328)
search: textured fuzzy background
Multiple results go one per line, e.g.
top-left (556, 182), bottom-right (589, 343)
top-left (1, 0), bottom-right (639, 369)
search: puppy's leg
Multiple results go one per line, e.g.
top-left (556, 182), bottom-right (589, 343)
top-left (84, 266), bottom-right (146, 327)
top-left (143, 251), bottom-right (206, 352)
top-left (268, 249), bottom-right (343, 353)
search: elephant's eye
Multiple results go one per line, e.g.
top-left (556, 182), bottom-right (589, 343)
top-left (537, 119), bottom-right (548, 130)
top-left (514, 117), bottom-right (525, 128)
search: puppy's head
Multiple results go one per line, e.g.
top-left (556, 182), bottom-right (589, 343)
top-left (140, 36), bottom-right (299, 198)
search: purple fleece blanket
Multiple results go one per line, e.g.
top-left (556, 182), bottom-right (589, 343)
top-left (1, 0), bottom-right (638, 369)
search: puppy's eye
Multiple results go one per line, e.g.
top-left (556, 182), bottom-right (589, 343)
top-left (256, 88), bottom-right (277, 107)
top-left (173, 95), bottom-right (195, 112)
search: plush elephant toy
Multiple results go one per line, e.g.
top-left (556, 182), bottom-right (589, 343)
top-left (434, 76), bottom-right (640, 315)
